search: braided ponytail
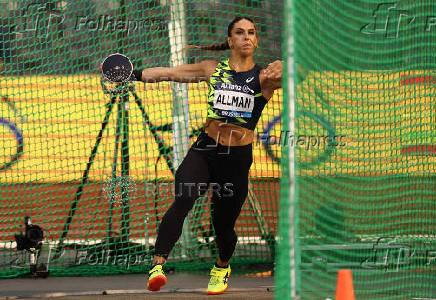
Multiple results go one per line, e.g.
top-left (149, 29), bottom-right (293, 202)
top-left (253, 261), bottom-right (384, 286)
top-left (183, 41), bottom-right (230, 51)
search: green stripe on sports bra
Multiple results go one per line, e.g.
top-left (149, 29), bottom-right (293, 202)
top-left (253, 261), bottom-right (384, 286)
top-left (235, 117), bottom-right (247, 124)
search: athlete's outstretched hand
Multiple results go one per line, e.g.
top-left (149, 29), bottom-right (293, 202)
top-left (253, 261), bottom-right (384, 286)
top-left (0, 59), bottom-right (4, 72)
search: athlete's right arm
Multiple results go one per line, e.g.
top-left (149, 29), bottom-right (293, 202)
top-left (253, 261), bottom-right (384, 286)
top-left (139, 59), bottom-right (218, 83)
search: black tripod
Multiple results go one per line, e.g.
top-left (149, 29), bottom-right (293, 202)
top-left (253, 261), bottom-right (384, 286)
top-left (54, 80), bottom-right (175, 259)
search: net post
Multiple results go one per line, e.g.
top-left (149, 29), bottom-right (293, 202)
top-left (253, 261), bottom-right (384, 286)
top-left (287, 1), bottom-right (299, 296)
top-left (277, 0), bottom-right (299, 299)
top-left (168, 0), bottom-right (194, 257)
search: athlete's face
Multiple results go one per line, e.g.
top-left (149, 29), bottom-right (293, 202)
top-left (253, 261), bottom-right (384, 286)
top-left (227, 19), bottom-right (258, 56)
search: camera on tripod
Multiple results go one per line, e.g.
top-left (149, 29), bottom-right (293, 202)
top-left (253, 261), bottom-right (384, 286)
top-left (15, 216), bottom-right (43, 251)
top-left (14, 216), bottom-right (49, 278)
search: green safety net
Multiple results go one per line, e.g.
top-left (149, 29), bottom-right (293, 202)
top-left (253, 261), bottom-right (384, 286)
top-left (0, 0), bottom-right (282, 278)
top-left (277, 1), bottom-right (436, 299)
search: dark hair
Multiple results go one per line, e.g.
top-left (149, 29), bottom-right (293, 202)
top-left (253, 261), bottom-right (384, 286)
top-left (184, 16), bottom-right (256, 51)
top-left (227, 16), bottom-right (255, 37)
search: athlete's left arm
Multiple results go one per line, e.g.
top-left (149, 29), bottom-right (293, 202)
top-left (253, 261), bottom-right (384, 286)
top-left (259, 60), bottom-right (283, 101)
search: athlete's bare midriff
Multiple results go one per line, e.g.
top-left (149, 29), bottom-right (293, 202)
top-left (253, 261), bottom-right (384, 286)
top-left (204, 118), bottom-right (254, 146)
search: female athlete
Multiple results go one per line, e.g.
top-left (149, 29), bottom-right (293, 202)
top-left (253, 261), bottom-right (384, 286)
top-left (130, 16), bottom-right (282, 295)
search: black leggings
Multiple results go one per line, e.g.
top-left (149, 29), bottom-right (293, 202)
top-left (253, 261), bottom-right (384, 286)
top-left (154, 132), bottom-right (253, 262)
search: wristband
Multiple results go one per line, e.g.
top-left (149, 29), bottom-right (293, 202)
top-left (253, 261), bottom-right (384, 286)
top-left (131, 69), bottom-right (143, 81)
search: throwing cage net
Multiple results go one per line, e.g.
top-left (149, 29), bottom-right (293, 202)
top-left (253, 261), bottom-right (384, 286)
top-left (0, 0), bottom-right (282, 278)
top-left (277, 1), bottom-right (436, 299)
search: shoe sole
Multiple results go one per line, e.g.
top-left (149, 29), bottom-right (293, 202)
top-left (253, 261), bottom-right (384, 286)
top-left (206, 286), bottom-right (228, 295)
top-left (147, 275), bottom-right (167, 292)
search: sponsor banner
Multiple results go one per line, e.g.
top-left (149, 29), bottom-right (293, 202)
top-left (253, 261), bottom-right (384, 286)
top-left (0, 75), bottom-right (282, 183)
top-left (4, 70), bottom-right (431, 182)
top-left (297, 70), bottom-right (436, 176)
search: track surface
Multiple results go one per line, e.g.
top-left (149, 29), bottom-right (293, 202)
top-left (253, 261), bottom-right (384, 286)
top-left (0, 272), bottom-right (274, 300)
